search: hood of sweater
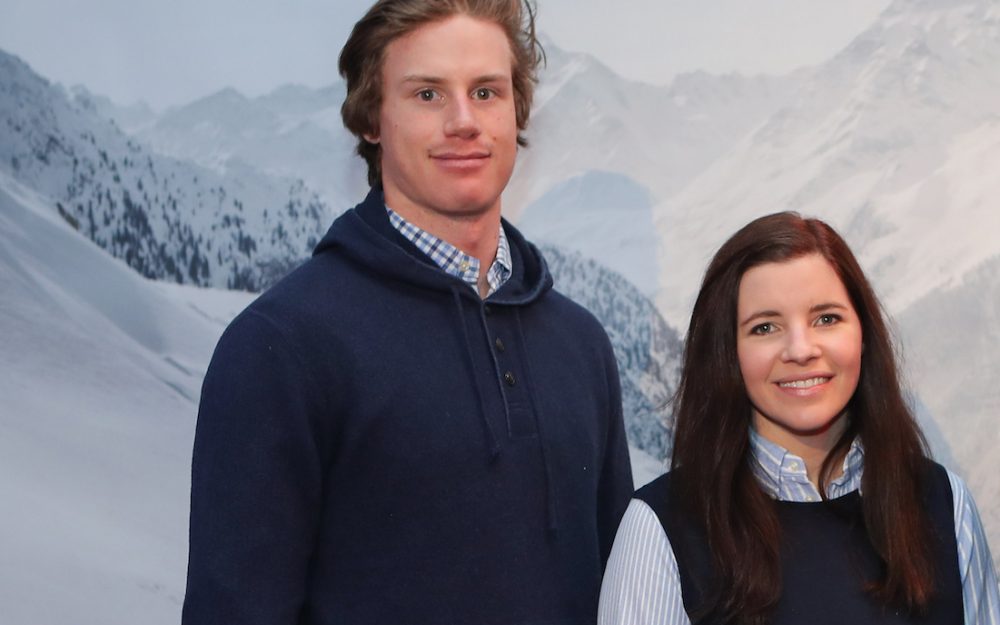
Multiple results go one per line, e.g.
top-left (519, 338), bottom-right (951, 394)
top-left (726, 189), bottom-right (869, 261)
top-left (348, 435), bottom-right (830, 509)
top-left (313, 187), bottom-right (553, 305)
top-left (313, 187), bottom-right (563, 533)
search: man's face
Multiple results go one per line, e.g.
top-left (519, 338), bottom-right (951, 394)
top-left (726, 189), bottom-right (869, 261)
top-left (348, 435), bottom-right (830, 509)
top-left (367, 14), bottom-right (518, 222)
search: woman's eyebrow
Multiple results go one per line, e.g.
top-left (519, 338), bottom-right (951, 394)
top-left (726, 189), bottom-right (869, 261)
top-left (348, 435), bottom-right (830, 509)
top-left (739, 310), bottom-right (780, 327)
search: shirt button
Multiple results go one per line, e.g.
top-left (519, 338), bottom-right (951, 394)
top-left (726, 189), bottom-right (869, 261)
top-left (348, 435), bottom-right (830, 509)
top-left (495, 337), bottom-right (505, 352)
top-left (503, 371), bottom-right (516, 386)
top-left (789, 462), bottom-right (800, 471)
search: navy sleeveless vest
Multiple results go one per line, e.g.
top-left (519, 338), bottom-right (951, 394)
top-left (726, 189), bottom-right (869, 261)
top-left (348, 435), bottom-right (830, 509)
top-left (634, 462), bottom-right (963, 624)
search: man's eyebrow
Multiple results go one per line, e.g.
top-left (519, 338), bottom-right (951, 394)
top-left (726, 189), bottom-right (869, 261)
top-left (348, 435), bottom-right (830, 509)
top-left (472, 73), bottom-right (510, 83)
top-left (400, 73), bottom-right (510, 84)
top-left (401, 75), bottom-right (446, 85)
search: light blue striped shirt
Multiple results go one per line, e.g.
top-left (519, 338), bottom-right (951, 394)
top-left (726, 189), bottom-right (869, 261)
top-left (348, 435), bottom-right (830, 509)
top-left (598, 433), bottom-right (1000, 625)
top-left (386, 206), bottom-right (512, 297)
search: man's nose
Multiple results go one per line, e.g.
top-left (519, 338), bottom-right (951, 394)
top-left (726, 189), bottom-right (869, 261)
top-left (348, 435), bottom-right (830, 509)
top-left (443, 97), bottom-right (481, 139)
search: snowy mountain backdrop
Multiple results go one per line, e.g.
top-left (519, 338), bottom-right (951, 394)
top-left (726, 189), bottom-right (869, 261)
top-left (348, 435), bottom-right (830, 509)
top-left (1, 51), bottom-right (330, 292)
top-left (2, 0), bottom-right (999, 621)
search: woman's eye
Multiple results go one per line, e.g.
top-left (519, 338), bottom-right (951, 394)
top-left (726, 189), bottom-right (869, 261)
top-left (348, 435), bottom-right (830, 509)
top-left (817, 314), bottom-right (840, 326)
top-left (750, 323), bottom-right (773, 335)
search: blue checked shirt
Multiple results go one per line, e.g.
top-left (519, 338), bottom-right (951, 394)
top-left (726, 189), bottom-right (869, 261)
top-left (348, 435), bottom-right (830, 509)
top-left (599, 431), bottom-right (1000, 625)
top-left (386, 206), bottom-right (512, 298)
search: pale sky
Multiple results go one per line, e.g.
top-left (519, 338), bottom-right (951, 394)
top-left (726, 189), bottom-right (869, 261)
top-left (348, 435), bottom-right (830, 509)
top-left (0, 0), bottom-right (891, 110)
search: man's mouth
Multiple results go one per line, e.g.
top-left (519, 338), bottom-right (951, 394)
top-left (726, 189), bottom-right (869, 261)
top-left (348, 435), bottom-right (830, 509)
top-left (432, 151), bottom-right (489, 160)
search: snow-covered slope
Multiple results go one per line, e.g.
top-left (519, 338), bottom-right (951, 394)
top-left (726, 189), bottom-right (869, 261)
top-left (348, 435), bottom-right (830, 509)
top-left (0, 170), bottom-right (255, 624)
top-left (654, 0), bottom-right (1000, 325)
top-left (508, 43), bottom-right (798, 219)
top-left (518, 171), bottom-right (659, 296)
top-left (70, 85), bottom-right (157, 135)
top-left (511, 46), bottom-right (796, 300)
top-left (1, 49), bottom-right (330, 291)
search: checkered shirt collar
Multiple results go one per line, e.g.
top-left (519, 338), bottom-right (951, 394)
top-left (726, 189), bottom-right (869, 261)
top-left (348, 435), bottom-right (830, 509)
top-left (386, 206), bottom-right (512, 297)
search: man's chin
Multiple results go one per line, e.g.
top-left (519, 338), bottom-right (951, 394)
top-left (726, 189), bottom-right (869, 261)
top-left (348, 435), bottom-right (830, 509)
top-left (434, 194), bottom-right (502, 219)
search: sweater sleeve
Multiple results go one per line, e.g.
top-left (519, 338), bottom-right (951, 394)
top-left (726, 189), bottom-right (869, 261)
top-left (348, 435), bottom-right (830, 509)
top-left (597, 343), bottom-right (635, 567)
top-left (182, 310), bottom-right (329, 625)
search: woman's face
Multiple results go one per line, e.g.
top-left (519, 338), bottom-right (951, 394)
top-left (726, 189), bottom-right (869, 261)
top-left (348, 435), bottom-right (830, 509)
top-left (736, 253), bottom-right (863, 457)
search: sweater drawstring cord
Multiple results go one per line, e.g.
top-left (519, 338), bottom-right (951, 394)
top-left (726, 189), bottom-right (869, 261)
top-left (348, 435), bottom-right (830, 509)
top-left (512, 307), bottom-right (559, 535)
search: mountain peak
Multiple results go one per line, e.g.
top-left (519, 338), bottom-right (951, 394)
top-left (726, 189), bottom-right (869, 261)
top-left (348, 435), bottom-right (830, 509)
top-left (0, 48), bottom-right (51, 92)
top-left (202, 86), bottom-right (248, 106)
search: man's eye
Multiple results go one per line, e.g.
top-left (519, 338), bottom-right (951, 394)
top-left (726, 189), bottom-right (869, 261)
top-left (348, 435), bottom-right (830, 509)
top-left (472, 87), bottom-right (494, 100)
top-left (750, 323), bottom-right (773, 335)
top-left (417, 89), bottom-right (438, 101)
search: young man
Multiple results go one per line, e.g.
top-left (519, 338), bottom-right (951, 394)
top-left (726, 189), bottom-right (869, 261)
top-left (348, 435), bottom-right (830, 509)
top-left (182, 1), bottom-right (633, 624)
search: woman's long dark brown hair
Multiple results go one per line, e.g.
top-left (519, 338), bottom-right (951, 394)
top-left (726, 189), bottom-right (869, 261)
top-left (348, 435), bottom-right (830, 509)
top-left (671, 212), bottom-right (936, 624)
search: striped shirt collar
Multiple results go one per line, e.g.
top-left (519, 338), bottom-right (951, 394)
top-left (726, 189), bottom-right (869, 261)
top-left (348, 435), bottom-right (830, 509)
top-left (386, 206), bottom-right (512, 297)
top-left (748, 428), bottom-right (865, 502)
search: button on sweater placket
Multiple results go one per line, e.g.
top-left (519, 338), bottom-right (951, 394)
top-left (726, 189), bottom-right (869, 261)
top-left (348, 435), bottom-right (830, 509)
top-left (484, 306), bottom-right (536, 438)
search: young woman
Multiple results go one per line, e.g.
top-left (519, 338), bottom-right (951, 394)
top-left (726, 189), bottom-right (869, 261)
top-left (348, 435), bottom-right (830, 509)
top-left (598, 213), bottom-right (999, 625)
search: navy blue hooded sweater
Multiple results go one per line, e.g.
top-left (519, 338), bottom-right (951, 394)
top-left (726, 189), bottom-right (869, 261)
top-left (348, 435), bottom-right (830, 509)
top-left (182, 189), bottom-right (634, 625)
